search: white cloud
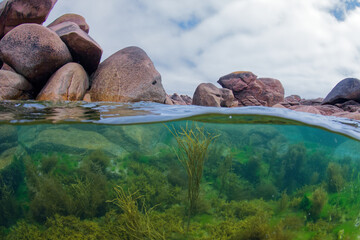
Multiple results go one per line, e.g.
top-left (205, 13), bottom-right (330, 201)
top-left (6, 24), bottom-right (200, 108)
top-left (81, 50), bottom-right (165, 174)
top-left (45, 0), bottom-right (360, 99)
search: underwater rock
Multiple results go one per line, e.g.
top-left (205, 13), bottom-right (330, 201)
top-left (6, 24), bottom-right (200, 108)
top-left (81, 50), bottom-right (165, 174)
top-left (0, 24), bottom-right (72, 89)
top-left (102, 125), bottom-right (167, 153)
top-left (218, 72), bottom-right (284, 107)
top-left (49, 21), bottom-right (102, 74)
top-left (322, 78), bottom-right (360, 105)
top-left (19, 127), bottom-right (127, 157)
top-left (334, 140), bottom-right (360, 160)
top-left (192, 83), bottom-right (237, 107)
top-left (0, 147), bottom-right (18, 170)
top-left (47, 13), bottom-right (90, 33)
top-left (0, 125), bottom-right (17, 154)
top-left (36, 63), bottom-right (89, 101)
top-left (0, 70), bottom-right (33, 100)
top-left (90, 46), bottom-right (166, 103)
top-left (0, 0), bottom-right (57, 39)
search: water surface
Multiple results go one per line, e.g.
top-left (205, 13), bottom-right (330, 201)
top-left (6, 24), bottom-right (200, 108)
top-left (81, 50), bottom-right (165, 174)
top-left (0, 101), bottom-right (359, 239)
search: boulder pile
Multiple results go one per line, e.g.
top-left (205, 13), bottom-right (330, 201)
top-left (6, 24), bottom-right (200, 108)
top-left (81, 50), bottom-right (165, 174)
top-left (0, 0), bottom-right (166, 103)
top-left (0, 0), bottom-right (359, 121)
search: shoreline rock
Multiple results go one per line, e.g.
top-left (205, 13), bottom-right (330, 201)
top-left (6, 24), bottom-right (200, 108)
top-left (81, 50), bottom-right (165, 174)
top-left (0, 2), bottom-right (359, 121)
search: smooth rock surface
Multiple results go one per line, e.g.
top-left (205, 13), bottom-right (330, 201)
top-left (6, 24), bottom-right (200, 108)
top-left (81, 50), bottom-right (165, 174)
top-left (47, 13), bottom-right (89, 33)
top-left (37, 63), bottom-right (89, 101)
top-left (218, 72), bottom-right (284, 107)
top-left (322, 78), bottom-right (360, 105)
top-left (50, 21), bottom-right (102, 74)
top-left (192, 83), bottom-right (237, 107)
top-left (0, 70), bottom-right (33, 100)
top-left (0, 0), bottom-right (57, 39)
top-left (90, 46), bottom-right (166, 103)
top-left (0, 24), bottom-right (72, 88)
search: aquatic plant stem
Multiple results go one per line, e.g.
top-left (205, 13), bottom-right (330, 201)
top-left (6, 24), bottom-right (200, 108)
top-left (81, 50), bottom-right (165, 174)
top-left (166, 123), bottom-right (218, 233)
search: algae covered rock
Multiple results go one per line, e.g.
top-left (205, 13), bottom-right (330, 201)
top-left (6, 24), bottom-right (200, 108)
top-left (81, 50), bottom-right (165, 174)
top-left (0, 124), bottom-right (17, 154)
top-left (19, 126), bottom-right (126, 157)
top-left (102, 124), bottom-right (167, 153)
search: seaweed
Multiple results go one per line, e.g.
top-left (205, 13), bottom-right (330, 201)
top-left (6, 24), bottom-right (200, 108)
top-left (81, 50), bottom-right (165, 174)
top-left (167, 123), bottom-right (218, 231)
top-left (108, 185), bottom-right (165, 240)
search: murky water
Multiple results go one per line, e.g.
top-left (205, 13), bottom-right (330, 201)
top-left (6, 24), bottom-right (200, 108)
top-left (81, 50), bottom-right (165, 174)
top-left (0, 101), bottom-right (359, 239)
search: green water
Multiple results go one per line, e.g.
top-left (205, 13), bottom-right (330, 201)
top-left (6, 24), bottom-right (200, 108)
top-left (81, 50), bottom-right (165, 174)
top-left (0, 114), bottom-right (360, 239)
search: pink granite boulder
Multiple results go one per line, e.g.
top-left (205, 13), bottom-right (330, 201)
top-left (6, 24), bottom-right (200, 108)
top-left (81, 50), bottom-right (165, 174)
top-left (0, 0), bottom-right (57, 39)
top-left (0, 24), bottom-right (72, 88)
top-left (218, 72), bottom-right (284, 107)
top-left (49, 21), bottom-right (102, 74)
top-left (192, 83), bottom-right (237, 107)
top-left (47, 13), bottom-right (89, 33)
top-left (37, 63), bottom-right (89, 101)
top-left (90, 46), bottom-right (166, 103)
top-left (0, 70), bottom-right (33, 100)
top-left (165, 93), bottom-right (192, 105)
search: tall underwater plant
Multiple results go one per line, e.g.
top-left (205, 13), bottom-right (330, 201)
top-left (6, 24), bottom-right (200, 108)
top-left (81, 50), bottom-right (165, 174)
top-left (167, 123), bottom-right (218, 231)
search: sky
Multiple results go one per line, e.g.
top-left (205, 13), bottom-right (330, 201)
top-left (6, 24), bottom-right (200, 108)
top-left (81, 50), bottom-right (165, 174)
top-left (44, 0), bottom-right (360, 99)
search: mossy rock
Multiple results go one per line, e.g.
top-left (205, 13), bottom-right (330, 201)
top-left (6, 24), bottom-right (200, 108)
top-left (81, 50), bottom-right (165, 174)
top-left (19, 127), bottom-right (127, 157)
top-left (0, 125), bottom-right (17, 154)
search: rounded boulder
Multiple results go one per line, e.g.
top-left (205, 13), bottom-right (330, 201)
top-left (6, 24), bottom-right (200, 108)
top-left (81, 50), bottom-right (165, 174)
top-left (322, 78), bottom-right (360, 105)
top-left (47, 13), bottom-right (90, 33)
top-left (192, 83), bottom-right (237, 107)
top-left (49, 21), bottom-right (102, 74)
top-left (0, 70), bottom-right (33, 100)
top-left (0, 0), bottom-right (57, 38)
top-left (37, 63), bottom-right (89, 101)
top-left (90, 46), bottom-right (166, 103)
top-left (0, 24), bottom-right (72, 88)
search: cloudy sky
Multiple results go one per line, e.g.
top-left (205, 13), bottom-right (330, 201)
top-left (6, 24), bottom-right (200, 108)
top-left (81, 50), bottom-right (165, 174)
top-left (45, 0), bottom-right (360, 99)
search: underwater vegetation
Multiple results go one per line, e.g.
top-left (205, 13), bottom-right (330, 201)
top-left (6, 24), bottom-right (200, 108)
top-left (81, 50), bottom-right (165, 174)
top-left (0, 121), bottom-right (360, 239)
top-left (167, 124), bottom-right (218, 231)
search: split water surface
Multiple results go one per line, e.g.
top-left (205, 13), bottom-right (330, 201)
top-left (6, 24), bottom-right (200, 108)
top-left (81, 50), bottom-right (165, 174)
top-left (0, 101), bottom-right (360, 239)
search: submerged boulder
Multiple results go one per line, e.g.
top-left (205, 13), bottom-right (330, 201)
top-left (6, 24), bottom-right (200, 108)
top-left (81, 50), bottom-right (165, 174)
top-left (0, 70), bottom-right (33, 100)
top-left (322, 78), bottom-right (360, 105)
top-left (192, 83), bottom-right (237, 107)
top-left (0, 124), bottom-right (17, 154)
top-left (47, 13), bottom-right (90, 33)
top-left (90, 46), bottom-right (166, 103)
top-left (0, 0), bottom-right (57, 39)
top-left (50, 21), bottom-right (102, 74)
top-left (218, 72), bottom-right (284, 107)
top-left (0, 24), bottom-right (72, 89)
top-left (19, 127), bottom-right (126, 157)
top-left (36, 63), bottom-right (89, 101)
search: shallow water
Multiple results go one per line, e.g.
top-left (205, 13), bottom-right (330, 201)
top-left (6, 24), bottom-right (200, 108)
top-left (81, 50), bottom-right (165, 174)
top-left (0, 101), bottom-right (360, 239)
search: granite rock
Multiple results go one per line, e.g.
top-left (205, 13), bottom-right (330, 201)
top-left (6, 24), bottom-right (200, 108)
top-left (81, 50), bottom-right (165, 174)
top-left (0, 70), bottom-right (33, 100)
top-left (50, 21), bottom-right (102, 74)
top-left (90, 46), bottom-right (166, 103)
top-left (37, 63), bottom-right (89, 101)
top-left (0, 24), bottom-right (72, 89)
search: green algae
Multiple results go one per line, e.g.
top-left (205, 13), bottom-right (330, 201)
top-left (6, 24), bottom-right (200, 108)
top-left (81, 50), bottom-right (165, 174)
top-left (0, 119), bottom-right (359, 239)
